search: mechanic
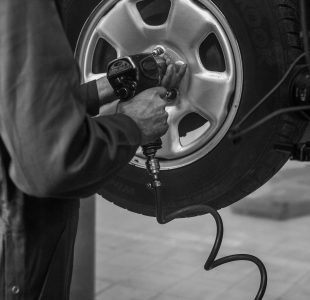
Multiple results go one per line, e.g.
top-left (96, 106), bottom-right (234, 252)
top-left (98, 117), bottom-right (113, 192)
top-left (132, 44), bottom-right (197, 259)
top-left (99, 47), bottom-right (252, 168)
top-left (0, 0), bottom-right (186, 299)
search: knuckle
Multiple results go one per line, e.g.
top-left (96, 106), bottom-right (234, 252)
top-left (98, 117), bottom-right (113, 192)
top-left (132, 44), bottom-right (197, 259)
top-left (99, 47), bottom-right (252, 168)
top-left (160, 103), bottom-right (167, 111)
top-left (163, 124), bottom-right (169, 133)
top-left (151, 90), bottom-right (158, 97)
top-left (158, 97), bottom-right (166, 104)
top-left (158, 85), bottom-right (166, 91)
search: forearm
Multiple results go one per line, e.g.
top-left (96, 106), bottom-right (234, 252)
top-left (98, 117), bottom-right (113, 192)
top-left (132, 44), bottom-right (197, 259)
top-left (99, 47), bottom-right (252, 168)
top-left (0, 0), bottom-right (141, 198)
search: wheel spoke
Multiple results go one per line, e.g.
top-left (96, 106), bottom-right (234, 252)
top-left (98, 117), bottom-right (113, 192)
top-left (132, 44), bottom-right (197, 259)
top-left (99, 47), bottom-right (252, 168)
top-left (159, 99), bottom-right (194, 158)
top-left (166, 0), bottom-right (218, 50)
top-left (85, 72), bottom-right (106, 83)
top-left (158, 125), bottom-right (182, 159)
top-left (188, 71), bottom-right (235, 125)
top-left (96, 0), bottom-right (149, 54)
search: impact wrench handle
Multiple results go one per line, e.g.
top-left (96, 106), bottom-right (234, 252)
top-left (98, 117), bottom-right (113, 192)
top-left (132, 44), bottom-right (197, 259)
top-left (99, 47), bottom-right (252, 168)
top-left (106, 47), bottom-right (174, 186)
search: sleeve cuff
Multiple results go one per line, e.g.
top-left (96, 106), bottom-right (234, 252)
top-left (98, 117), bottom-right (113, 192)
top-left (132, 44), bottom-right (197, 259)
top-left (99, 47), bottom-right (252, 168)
top-left (94, 113), bottom-right (142, 146)
top-left (80, 81), bottom-right (100, 116)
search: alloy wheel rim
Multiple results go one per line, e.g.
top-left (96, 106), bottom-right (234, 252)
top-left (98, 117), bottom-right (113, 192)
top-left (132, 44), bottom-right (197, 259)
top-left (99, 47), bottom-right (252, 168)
top-left (75, 0), bottom-right (243, 170)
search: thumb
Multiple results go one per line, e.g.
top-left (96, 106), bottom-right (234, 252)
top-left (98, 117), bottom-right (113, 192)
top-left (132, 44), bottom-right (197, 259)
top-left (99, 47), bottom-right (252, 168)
top-left (153, 86), bottom-right (167, 98)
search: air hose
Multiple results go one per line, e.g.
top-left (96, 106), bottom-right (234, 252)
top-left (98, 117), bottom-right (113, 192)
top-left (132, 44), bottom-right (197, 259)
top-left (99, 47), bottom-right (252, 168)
top-left (155, 185), bottom-right (267, 299)
top-left (144, 155), bottom-right (267, 300)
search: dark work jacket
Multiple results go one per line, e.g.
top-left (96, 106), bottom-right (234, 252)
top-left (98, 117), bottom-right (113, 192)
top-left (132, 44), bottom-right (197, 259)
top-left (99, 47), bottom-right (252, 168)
top-left (0, 0), bottom-right (142, 299)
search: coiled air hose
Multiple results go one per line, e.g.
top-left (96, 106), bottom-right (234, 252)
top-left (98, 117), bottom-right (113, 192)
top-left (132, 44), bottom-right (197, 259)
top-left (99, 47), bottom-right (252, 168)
top-left (147, 170), bottom-right (268, 300)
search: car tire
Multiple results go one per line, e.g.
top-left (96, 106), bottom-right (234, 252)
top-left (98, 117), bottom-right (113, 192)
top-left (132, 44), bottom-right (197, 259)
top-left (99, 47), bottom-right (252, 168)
top-left (60, 0), bottom-right (307, 217)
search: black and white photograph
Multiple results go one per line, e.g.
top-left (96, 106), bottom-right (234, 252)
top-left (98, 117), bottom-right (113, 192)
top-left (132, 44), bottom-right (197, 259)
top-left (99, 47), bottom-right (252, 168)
top-left (0, 0), bottom-right (310, 299)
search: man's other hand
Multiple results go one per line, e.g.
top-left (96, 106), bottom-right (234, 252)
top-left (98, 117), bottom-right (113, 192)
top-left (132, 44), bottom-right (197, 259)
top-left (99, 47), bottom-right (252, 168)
top-left (117, 87), bottom-right (169, 145)
top-left (160, 54), bottom-right (187, 90)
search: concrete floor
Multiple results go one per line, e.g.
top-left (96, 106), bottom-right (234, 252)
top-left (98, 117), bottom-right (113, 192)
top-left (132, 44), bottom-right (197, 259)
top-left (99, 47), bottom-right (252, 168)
top-left (95, 163), bottom-right (310, 300)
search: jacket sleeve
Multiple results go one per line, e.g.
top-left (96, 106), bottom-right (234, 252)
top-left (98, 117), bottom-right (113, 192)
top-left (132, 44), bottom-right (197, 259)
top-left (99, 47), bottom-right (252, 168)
top-left (0, 0), bottom-right (142, 198)
top-left (80, 81), bottom-right (100, 116)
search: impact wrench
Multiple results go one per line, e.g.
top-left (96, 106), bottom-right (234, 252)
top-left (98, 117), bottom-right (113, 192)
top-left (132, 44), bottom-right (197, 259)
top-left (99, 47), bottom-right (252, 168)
top-left (107, 46), bottom-right (174, 188)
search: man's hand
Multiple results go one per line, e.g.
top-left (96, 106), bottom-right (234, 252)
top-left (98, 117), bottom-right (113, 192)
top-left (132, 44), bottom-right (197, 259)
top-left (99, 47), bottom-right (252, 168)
top-left (117, 87), bottom-right (169, 145)
top-left (159, 54), bottom-right (187, 90)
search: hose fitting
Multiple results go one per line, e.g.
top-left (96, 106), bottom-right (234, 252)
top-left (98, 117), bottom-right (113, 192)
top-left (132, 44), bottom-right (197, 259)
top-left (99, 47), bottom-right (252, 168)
top-left (142, 139), bottom-right (162, 188)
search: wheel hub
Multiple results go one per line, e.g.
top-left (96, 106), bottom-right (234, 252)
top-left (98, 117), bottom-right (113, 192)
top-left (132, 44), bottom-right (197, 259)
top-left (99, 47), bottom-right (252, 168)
top-left (75, 0), bottom-right (243, 170)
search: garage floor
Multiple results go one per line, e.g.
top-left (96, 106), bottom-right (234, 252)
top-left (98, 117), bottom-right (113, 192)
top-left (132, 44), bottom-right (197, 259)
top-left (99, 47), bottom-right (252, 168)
top-left (95, 164), bottom-right (310, 300)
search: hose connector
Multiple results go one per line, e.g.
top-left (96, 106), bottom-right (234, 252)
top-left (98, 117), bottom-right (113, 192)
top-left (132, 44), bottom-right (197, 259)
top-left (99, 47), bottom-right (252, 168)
top-left (145, 157), bottom-right (161, 188)
top-left (142, 139), bottom-right (162, 188)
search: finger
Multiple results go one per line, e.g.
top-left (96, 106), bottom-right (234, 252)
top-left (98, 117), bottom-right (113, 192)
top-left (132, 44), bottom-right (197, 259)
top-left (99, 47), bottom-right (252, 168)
top-left (161, 122), bottom-right (169, 136)
top-left (156, 110), bottom-right (168, 123)
top-left (155, 56), bottom-right (166, 65)
top-left (153, 86), bottom-right (168, 98)
top-left (163, 110), bottom-right (169, 122)
top-left (177, 63), bottom-right (187, 77)
top-left (162, 64), bottom-right (174, 87)
top-left (163, 54), bottom-right (172, 65)
top-left (157, 119), bottom-right (169, 137)
top-left (169, 64), bottom-right (178, 88)
top-left (174, 64), bottom-right (187, 85)
top-left (170, 63), bottom-right (176, 76)
top-left (157, 97), bottom-right (168, 110)
top-left (174, 62), bottom-right (182, 73)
